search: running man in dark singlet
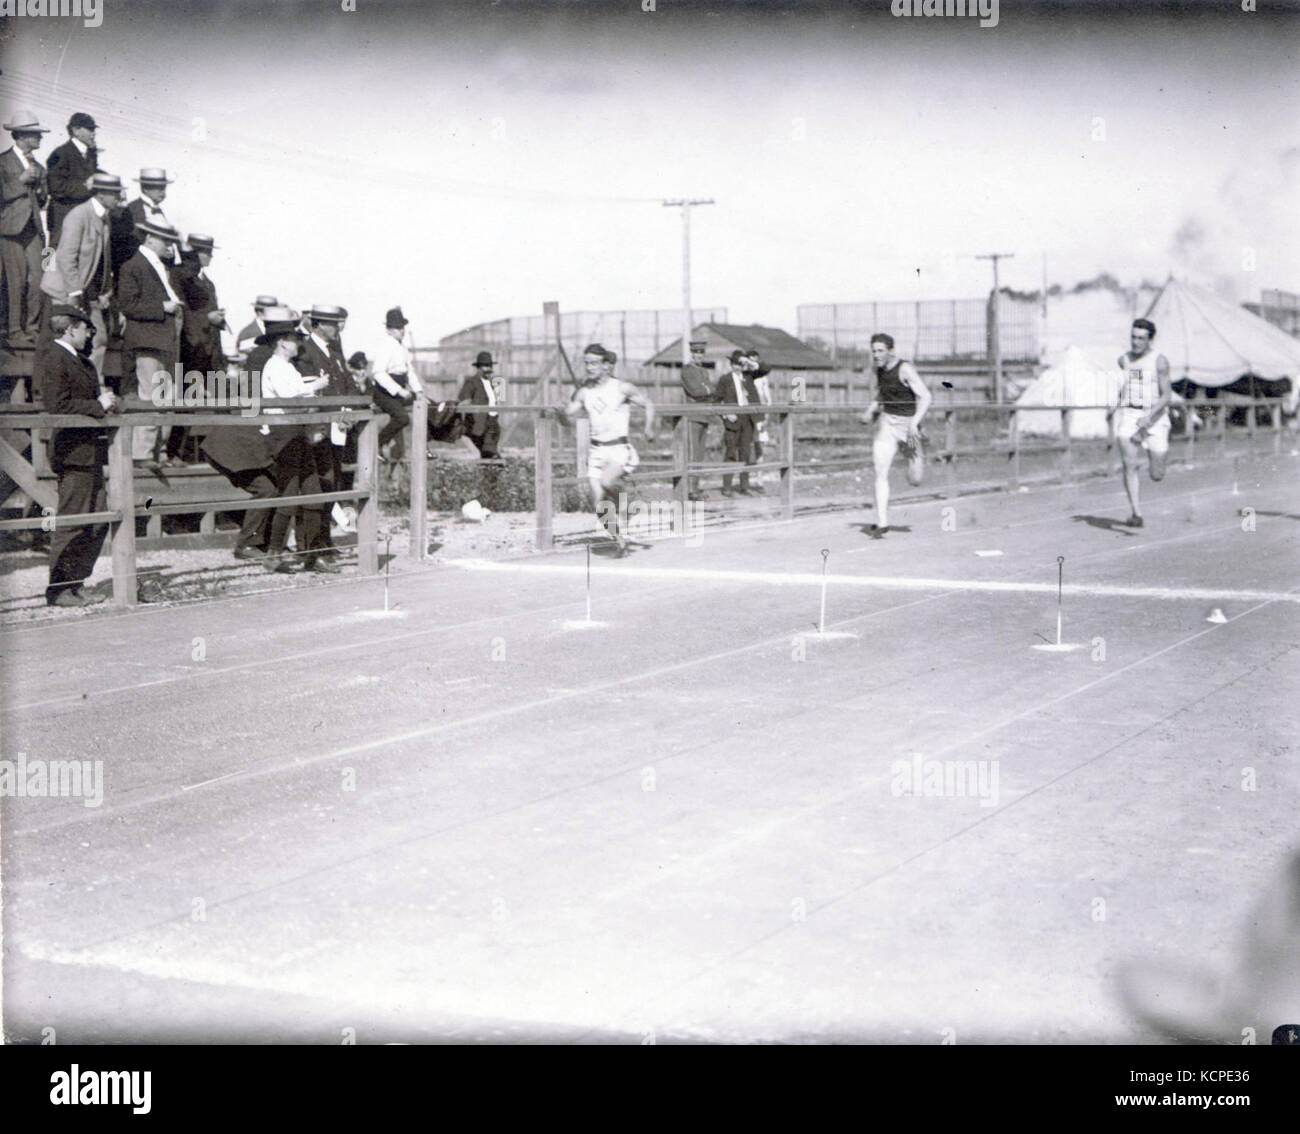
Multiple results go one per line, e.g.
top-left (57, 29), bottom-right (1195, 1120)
top-left (1110, 317), bottom-right (1172, 528)
top-left (862, 332), bottom-right (931, 534)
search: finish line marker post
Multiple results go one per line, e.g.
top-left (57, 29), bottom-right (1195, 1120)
top-left (562, 543), bottom-right (608, 630)
top-left (1032, 554), bottom-right (1083, 652)
top-left (806, 547), bottom-right (857, 641)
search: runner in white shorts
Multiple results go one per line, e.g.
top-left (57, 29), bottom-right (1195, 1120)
top-left (861, 332), bottom-right (931, 536)
top-left (1112, 318), bottom-right (1172, 529)
top-left (564, 344), bottom-right (654, 556)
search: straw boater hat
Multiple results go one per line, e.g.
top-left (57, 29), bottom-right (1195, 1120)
top-left (4, 110), bottom-right (50, 134)
top-left (88, 172), bottom-right (124, 195)
top-left (134, 219), bottom-right (180, 244)
top-left (307, 304), bottom-right (348, 324)
top-left (252, 294), bottom-right (280, 311)
top-left (259, 306), bottom-right (305, 339)
top-left (186, 233), bottom-right (218, 254)
top-left (135, 167), bottom-right (174, 185)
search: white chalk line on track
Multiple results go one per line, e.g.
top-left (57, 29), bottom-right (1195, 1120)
top-left (11, 589), bottom-right (963, 837)
top-left (583, 602), bottom-right (1297, 1039)
top-left (447, 558), bottom-right (1300, 606)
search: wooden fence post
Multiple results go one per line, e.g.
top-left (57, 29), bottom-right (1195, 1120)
top-left (1060, 407), bottom-right (1072, 483)
top-left (672, 413), bottom-right (690, 512)
top-left (106, 421), bottom-right (137, 607)
top-left (534, 410), bottom-right (553, 552)
top-left (408, 393), bottom-right (427, 561)
top-left (1008, 407), bottom-right (1020, 491)
top-left (780, 410), bottom-right (795, 521)
top-left (944, 408), bottom-right (957, 497)
top-left (355, 413), bottom-right (379, 574)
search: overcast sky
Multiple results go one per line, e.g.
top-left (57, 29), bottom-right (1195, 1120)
top-left (4, 0), bottom-right (1296, 356)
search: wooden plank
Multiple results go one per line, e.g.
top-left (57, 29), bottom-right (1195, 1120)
top-left (671, 414), bottom-right (689, 512)
top-left (0, 433), bottom-right (56, 509)
top-left (408, 393), bottom-right (428, 561)
top-left (534, 410), bottom-right (552, 552)
top-left (355, 414), bottom-right (379, 575)
top-left (106, 425), bottom-right (138, 607)
top-left (780, 411), bottom-right (795, 522)
top-left (0, 511), bottom-right (119, 532)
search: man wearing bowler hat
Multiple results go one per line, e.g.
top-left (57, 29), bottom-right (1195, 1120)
top-left (457, 350), bottom-right (501, 458)
top-left (39, 170), bottom-right (123, 380)
top-left (39, 304), bottom-right (118, 606)
top-left (0, 110), bottom-right (51, 348)
top-left (117, 218), bottom-right (184, 466)
top-left (112, 167), bottom-right (177, 277)
top-left (45, 112), bottom-right (101, 246)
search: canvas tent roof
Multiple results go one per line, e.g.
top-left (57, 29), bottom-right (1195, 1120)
top-left (1144, 278), bottom-right (1300, 388)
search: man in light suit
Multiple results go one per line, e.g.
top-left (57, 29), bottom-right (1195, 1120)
top-left (45, 112), bottom-right (100, 246)
top-left (457, 350), bottom-right (501, 458)
top-left (0, 110), bottom-right (51, 348)
top-left (39, 171), bottom-right (124, 380)
top-left (117, 219), bottom-right (183, 465)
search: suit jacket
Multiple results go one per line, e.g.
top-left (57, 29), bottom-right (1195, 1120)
top-left (680, 361), bottom-right (716, 402)
top-left (40, 197), bottom-right (109, 303)
top-left (174, 253), bottom-right (223, 371)
top-left (45, 138), bottom-right (99, 245)
top-left (0, 147), bottom-right (48, 238)
top-left (457, 373), bottom-right (497, 439)
top-left (301, 334), bottom-right (350, 397)
top-left (39, 341), bottom-right (107, 470)
top-left (111, 197), bottom-right (175, 278)
top-left (713, 369), bottom-right (761, 431)
top-left (117, 250), bottom-right (180, 354)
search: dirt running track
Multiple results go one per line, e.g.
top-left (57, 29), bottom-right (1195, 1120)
top-left (2, 452), bottom-right (1297, 1043)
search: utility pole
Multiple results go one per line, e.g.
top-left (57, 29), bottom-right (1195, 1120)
top-left (976, 251), bottom-right (1015, 404)
top-left (664, 198), bottom-right (714, 365)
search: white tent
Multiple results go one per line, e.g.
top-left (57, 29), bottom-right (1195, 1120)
top-left (1015, 346), bottom-right (1118, 437)
top-left (1143, 278), bottom-right (1300, 388)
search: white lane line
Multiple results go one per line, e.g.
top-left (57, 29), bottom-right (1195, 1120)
top-left (447, 559), bottom-right (1300, 606)
top-left (13, 590), bottom-right (961, 832)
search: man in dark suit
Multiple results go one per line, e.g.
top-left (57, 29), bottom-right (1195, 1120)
top-left (679, 338), bottom-right (715, 500)
top-left (111, 167), bottom-right (176, 278)
top-left (44, 112), bottom-right (100, 247)
top-left (715, 349), bottom-right (761, 496)
top-left (236, 294), bottom-right (279, 355)
top-left (164, 232), bottom-right (227, 465)
top-left (457, 350), bottom-right (501, 458)
top-left (117, 219), bottom-right (183, 465)
top-left (39, 305), bottom-right (118, 606)
top-left (299, 304), bottom-right (352, 552)
top-left (1, 110), bottom-right (51, 348)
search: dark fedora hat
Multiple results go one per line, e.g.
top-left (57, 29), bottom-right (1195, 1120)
top-left (347, 351), bottom-right (370, 370)
top-left (385, 306), bottom-right (409, 329)
top-left (474, 351), bottom-right (494, 368)
top-left (50, 303), bottom-right (94, 327)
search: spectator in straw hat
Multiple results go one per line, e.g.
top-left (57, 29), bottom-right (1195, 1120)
top-left (1, 109), bottom-right (51, 348)
top-left (457, 350), bottom-right (501, 458)
top-left (45, 112), bottom-right (100, 246)
top-left (39, 171), bottom-right (124, 381)
top-left (302, 304), bottom-right (353, 549)
top-left (237, 294), bottom-right (280, 355)
top-left (117, 218), bottom-right (184, 466)
top-left (112, 167), bottom-right (177, 277)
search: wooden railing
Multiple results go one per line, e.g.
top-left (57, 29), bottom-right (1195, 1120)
top-left (0, 397), bottom-right (380, 606)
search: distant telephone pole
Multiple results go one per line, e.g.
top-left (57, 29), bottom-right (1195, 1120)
top-left (977, 251), bottom-right (1015, 404)
top-left (664, 198), bottom-right (714, 365)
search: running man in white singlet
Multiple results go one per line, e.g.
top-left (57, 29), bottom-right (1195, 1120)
top-left (564, 344), bottom-right (655, 555)
top-left (1112, 318), bottom-right (1172, 528)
